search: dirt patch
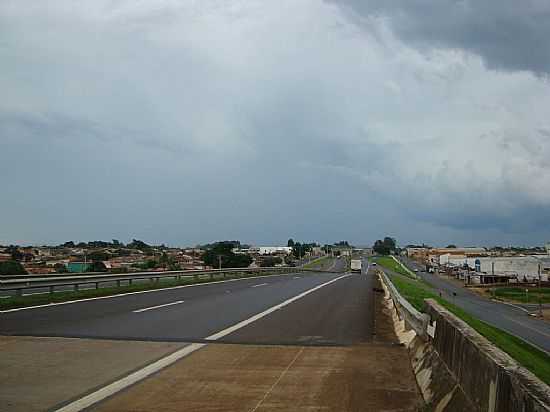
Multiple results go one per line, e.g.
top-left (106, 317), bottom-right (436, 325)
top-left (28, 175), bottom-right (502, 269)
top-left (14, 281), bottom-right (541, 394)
top-left (373, 275), bottom-right (400, 343)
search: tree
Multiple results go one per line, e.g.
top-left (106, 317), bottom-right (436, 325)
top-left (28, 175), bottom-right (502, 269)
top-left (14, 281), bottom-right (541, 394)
top-left (6, 245), bottom-right (23, 261)
top-left (87, 251), bottom-right (109, 262)
top-left (447, 244), bottom-right (457, 248)
top-left (383, 237), bottom-right (396, 251)
top-left (202, 242), bottom-right (252, 268)
top-left (287, 239), bottom-right (295, 247)
top-left (373, 237), bottom-right (397, 255)
top-left (0, 261), bottom-right (27, 276)
top-left (260, 256), bottom-right (282, 267)
top-left (90, 261), bottom-right (108, 272)
top-left (54, 263), bottom-right (68, 273)
top-left (127, 239), bottom-right (153, 255)
top-left (373, 240), bottom-right (391, 255)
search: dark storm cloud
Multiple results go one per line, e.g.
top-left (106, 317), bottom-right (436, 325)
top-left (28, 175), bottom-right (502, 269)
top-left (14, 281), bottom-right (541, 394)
top-left (329, 0), bottom-right (550, 75)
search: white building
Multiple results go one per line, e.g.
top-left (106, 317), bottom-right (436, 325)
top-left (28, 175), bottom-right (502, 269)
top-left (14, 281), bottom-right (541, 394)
top-left (442, 255), bottom-right (549, 282)
top-left (257, 246), bottom-right (292, 255)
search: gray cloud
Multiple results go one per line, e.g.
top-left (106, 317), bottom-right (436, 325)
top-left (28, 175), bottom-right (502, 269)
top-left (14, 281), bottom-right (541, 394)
top-left (1, 1), bottom-right (550, 247)
top-left (329, 0), bottom-right (550, 75)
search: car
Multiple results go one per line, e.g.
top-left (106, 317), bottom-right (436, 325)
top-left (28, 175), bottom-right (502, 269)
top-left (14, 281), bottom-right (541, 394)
top-left (414, 269), bottom-right (418, 272)
top-left (372, 262), bottom-right (377, 266)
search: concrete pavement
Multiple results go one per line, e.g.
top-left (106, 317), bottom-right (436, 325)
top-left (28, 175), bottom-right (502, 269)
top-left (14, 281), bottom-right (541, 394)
top-left (0, 336), bottom-right (185, 412)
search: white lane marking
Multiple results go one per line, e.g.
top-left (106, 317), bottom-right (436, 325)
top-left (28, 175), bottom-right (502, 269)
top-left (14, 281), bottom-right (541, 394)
top-left (133, 300), bottom-right (184, 313)
top-left (249, 347), bottom-right (305, 412)
top-left (251, 283), bottom-right (268, 288)
top-left (0, 272), bottom-right (306, 313)
top-left (55, 343), bottom-right (206, 412)
top-left (206, 273), bottom-right (351, 340)
top-left (54, 273), bottom-right (350, 412)
top-left (293, 276), bottom-right (300, 279)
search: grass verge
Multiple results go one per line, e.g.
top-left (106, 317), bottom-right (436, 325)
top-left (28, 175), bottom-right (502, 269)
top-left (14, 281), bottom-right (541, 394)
top-left (373, 256), bottom-right (416, 279)
top-left (385, 271), bottom-right (550, 385)
top-left (0, 271), bottom-right (282, 311)
top-left (493, 287), bottom-right (550, 304)
top-left (302, 256), bottom-right (332, 270)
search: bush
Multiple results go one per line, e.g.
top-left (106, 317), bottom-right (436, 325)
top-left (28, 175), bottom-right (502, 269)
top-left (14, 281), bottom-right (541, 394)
top-left (0, 261), bottom-right (27, 276)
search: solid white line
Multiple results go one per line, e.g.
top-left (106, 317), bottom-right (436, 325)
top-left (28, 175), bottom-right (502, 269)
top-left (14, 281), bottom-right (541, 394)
top-left (133, 300), bottom-right (184, 313)
top-left (0, 272), bottom-right (307, 313)
top-left (54, 272), bottom-right (350, 412)
top-left (251, 283), bottom-right (268, 288)
top-left (54, 343), bottom-right (206, 412)
top-left (205, 273), bottom-right (351, 340)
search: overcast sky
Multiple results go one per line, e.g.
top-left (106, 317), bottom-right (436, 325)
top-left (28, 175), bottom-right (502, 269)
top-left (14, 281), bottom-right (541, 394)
top-left (1, 0), bottom-right (550, 247)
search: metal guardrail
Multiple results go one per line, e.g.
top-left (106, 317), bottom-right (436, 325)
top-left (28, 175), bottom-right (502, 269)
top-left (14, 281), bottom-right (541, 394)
top-left (0, 267), bottom-right (328, 297)
top-left (378, 270), bottom-right (430, 339)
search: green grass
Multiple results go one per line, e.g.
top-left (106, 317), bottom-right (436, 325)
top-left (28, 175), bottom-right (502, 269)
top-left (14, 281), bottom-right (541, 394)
top-left (373, 256), bottom-right (416, 279)
top-left (493, 287), bottom-right (550, 304)
top-left (0, 271), bottom-right (280, 311)
top-left (302, 256), bottom-right (332, 270)
top-left (385, 271), bottom-right (550, 385)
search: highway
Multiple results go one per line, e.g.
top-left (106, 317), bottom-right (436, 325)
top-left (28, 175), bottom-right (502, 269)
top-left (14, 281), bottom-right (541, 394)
top-left (398, 257), bottom-right (550, 353)
top-left (0, 259), bottom-right (424, 411)
top-left (2, 269), bottom-right (373, 344)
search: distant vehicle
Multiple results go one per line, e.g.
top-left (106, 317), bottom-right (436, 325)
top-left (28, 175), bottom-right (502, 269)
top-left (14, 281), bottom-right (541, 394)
top-left (372, 262), bottom-right (377, 266)
top-left (351, 259), bottom-right (362, 272)
top-left (414, 269), bottom-right (419, 272)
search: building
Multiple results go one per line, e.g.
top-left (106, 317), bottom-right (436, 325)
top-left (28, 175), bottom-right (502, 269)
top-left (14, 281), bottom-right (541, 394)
top-left (427, 247), bottom-right (487, 266)
top-left (257, 247), bottom-right (292, 256)
top-left (0, 253), bottom-right (12, 262)
top-left (442, 255), bottom-right (550, 283)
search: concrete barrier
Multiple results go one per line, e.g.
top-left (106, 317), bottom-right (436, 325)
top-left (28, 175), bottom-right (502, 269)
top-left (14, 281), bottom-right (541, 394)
top-left (379, 270), bottom-right (430, 339)
top-left (414, 299), bottom-right (550, 411)
top-left (379, 271), bottom-right (550, 411)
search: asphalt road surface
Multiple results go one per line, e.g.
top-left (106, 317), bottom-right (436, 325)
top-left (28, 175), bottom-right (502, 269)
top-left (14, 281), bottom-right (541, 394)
top-left (1, 270), bottom-right (372, 345)
top-left (398, 257), bottom-right (550, 353)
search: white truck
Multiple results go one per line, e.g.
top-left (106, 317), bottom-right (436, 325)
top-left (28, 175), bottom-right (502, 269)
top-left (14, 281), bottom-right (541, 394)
top-left (351, 259), bottom-right (362, 273)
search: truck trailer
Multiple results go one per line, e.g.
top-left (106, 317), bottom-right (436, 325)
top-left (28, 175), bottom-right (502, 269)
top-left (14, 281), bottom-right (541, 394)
top-left (351, 259), bottom-right (362, 273)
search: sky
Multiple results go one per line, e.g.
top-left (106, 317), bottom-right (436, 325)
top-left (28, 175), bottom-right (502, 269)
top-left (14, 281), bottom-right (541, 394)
top-left (1, 0), bottom-right (550, 247)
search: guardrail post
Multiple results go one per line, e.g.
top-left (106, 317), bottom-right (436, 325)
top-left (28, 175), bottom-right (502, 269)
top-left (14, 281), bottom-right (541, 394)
top-left (16, 288), bottom-right (22, 297)
top-left (210, 273), bottom-right (214, 280)
top-left (74, 284), bottom-right (79, 292)
top-left (194, 274), bottom-right (199, 281)
top-left (95, 282), bottom-right (99, 290)
top-left (49, 285), bottom-right (54, 294)
top-left (129, 279), bottom-right (133, 286)
top-left (117, 280), bottom-right (121, 287)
